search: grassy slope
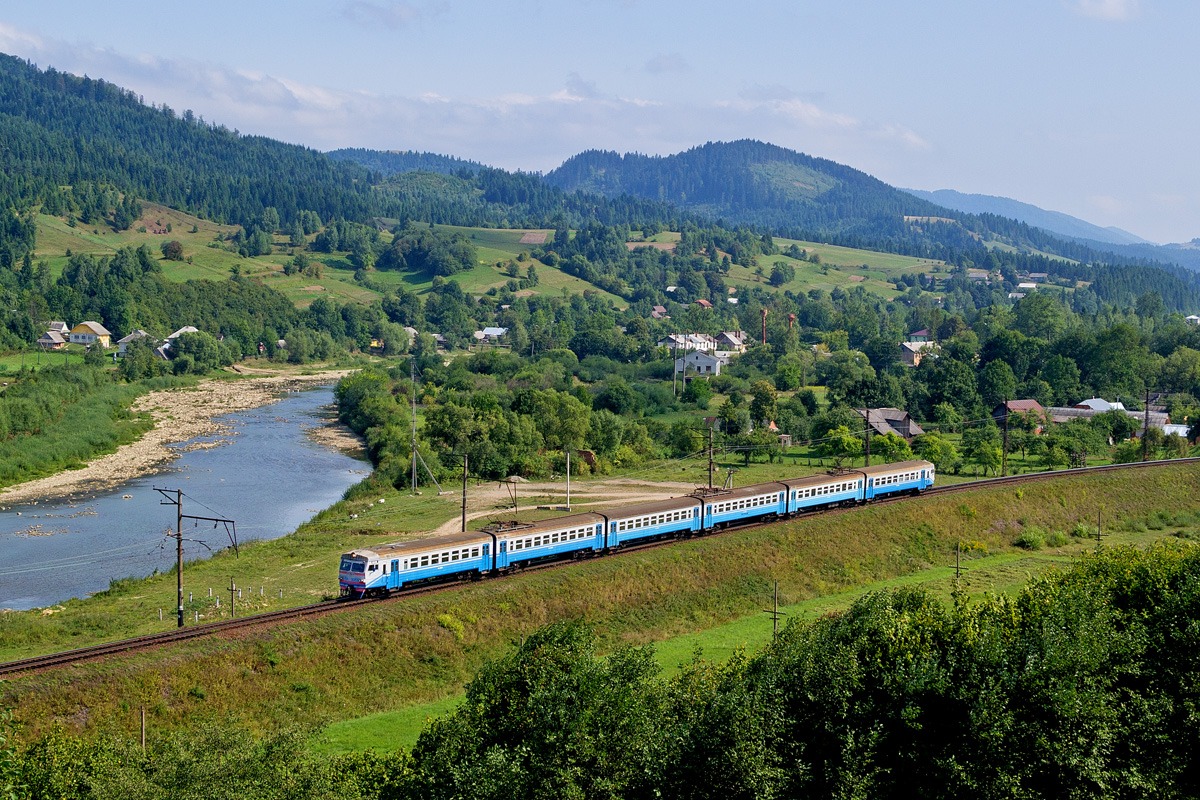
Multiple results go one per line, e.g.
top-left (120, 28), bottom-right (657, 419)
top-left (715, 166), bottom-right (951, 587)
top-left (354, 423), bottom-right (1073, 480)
top-left (3, 462), bottom-right (1198, 745)
top-left (32, 207), bottom-right (936, 315)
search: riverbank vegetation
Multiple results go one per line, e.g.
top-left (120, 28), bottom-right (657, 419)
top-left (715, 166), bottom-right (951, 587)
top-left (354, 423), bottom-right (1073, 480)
top-left (0, 366), bottom-right (185, 488)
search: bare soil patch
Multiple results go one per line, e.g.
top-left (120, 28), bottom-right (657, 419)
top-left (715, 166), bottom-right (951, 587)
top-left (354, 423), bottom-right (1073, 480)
top-left (519, 231), bottom-right (548, 244)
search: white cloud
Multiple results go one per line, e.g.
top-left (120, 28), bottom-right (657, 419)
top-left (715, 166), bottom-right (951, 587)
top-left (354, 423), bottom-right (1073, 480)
top-left (1069, 0), bottom-right (1141, 21)
top-left (0, 22), bottom-right (931, 174)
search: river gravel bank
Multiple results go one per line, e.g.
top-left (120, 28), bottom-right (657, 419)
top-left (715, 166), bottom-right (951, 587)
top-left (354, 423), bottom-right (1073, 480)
top-left (0, 369), bottom-right (357, 507)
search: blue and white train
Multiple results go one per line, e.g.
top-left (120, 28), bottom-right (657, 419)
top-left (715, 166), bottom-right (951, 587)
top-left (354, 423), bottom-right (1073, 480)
top-left (339, 459), bottom-right (935, 597)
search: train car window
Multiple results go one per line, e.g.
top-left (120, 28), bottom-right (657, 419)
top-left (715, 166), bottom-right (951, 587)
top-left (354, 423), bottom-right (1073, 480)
top-left (472, 548), bottom-right (481, 557)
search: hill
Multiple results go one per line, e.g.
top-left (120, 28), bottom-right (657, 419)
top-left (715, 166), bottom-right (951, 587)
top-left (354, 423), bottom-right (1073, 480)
top-left (327, 148), bottom-right (488, 177)
top-left (902, 187), bottom-right (1151, 246)
top-left (545, 139), bottom-right (949, 240)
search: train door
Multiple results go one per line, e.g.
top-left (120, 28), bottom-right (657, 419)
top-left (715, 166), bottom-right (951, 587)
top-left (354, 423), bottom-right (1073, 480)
top-left (390, 559), bottom-right (399, 588)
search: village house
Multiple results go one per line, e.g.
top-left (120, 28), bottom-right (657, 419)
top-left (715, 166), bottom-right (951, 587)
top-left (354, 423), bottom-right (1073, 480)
top-left (657, 333), bottom-right (717, 353)
top-left (1046, 397), bottom-right (1170, 431)
top-left (154, 326), bottom-right (200, 359)
top-left (116, 329), bottom-right (154, 356)
top-left (899, 340), bottom-right (937, 367)
top-left (37, 330), bottom-right (66, 350)
top-left (854, 408), bottom-right (925, 441)
top-left (694, 298), bottom-right (713, 309)
top-left (68, 321), bottom-right (111, 348)
top-left (472, 326), bottom-right (509, 347)
top-left (46, 321), bottom-right (69, 336)
top-left (675, 350), bottom-right (729, 377)
top-left (715, 331), bottom-right (749, 352)
top-left (992, 399), bottom-right (1048, 433)
top-left (651, 305), bottom-right (669, 320)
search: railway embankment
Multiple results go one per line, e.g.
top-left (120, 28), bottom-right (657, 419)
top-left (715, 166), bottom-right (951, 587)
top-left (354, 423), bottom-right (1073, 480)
top-left (3, 461), bottom-right (1199, 742)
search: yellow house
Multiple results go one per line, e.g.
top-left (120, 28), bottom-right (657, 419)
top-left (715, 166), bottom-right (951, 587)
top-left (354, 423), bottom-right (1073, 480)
top-left (69, 321), bottom-right (112, 348)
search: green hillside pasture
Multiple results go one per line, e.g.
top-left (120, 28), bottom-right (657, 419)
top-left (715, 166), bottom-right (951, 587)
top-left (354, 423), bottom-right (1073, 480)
top-left (315, 548), bottom-right (1083, 753)
top-left (0, 349), bottom-right (85, 371)
top-left (723, 238), bottom-right (945, 301)
top-left (34, 206), bottom-right (257, 281)
top-left (5, 463), bottom-right (1199, 743)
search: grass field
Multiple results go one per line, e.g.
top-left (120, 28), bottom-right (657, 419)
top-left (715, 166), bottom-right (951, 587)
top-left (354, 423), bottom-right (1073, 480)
top-left (4, 462), bottom-right (1199, 748)
top-left (314, 547), bottom-right (1094, 753)
top-left (31, 206), bottom-right (944, 314)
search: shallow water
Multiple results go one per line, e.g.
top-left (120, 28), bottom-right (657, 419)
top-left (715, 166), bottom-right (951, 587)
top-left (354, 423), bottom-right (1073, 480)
top-left (0, 388), bottom-right (368, 610)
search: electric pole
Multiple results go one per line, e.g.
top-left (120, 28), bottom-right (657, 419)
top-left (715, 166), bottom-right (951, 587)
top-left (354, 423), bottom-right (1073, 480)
top-left (863, 407), bottom-right (871, 467)
top-left (155, 488), bottom-right (236, 628)
top-left (762, 580), bottom-right (786, 639)
top-left (1002, 399), bottom-right (1010, 477)
top-left (1142, 387), bottom-right (1151, 462)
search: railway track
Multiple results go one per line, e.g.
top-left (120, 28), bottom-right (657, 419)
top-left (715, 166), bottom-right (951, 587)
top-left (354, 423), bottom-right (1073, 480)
top-left (3, 457), bottom-right (1196, 677)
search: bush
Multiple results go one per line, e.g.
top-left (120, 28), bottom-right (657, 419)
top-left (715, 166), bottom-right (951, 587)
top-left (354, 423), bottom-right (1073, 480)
top-left (1014, 527), bottom-right (1046, 550)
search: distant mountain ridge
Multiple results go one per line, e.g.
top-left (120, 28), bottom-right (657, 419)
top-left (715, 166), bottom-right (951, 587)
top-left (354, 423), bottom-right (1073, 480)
top-left (544, 140), bottom-right (950, 238)
top-left (901, 188), bottom-right (1151, 246)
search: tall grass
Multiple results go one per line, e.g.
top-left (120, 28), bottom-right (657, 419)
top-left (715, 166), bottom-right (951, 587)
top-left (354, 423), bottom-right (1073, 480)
top-left (0, 371), bottom-right (185, 489)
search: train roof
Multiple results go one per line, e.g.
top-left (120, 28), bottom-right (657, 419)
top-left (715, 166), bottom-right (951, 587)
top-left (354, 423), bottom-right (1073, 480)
top-left (857, 460), bottom-right (934, 477)
top-left (605, 495), bottom-right (702, 520)
top-left (485, 512), bottom-right (607, 539)
top-left (344, 530), bottom-right (493, 559)
top-left (777, 471), bottom-right (864, 490)
top-left (694, 482), bottom-right (787, 503)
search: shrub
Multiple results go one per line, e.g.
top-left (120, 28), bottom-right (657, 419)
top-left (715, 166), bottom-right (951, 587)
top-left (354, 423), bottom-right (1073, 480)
top-left (1014, 527), bottom-right (1046, 550)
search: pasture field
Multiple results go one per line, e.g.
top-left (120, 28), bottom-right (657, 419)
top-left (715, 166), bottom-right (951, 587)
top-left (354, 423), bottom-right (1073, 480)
top-left (316, 548), bottom-right (1092, 753)
top-left (3, 462), bottom-right (1199, 747)
top-left (31, 207), bottom-right (935, 313)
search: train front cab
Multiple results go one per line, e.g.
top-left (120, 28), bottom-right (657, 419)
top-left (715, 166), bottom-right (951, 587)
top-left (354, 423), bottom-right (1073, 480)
top-left (339, 550), bottom-right (386, 598)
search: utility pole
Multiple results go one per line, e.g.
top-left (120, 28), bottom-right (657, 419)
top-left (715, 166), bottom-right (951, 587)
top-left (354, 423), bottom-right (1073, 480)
top-left (1002, 399), bottom-right (1010, 477)
top-left (565, 450), bottom-right (571, 511)
top-left (762, 580), bottom-right (786, 639)
top-left (461, 453), bottom-right (469, 532)
top-left (708, 426), bottom-right (715, 490)
top-left (863, 407), bottom-right (871, 467)
top-left (155, 488), bottom-right (236, 628)
top-left (672, 340), bottom-right (678, 397)
top-left (411, 359), bottom-right (419, 494)
top-left (229, 576), bottom-right (237, 619)
top-left (1142, 387), bottom-right (1151, 462)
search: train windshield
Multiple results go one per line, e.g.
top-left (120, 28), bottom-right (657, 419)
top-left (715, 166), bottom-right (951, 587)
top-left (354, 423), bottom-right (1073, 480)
top-left (340, 559), bottom-right (366, 573)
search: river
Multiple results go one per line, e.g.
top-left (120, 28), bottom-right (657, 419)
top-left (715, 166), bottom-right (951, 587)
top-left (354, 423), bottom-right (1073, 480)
top-left (0, 388), bottom-right (368, 610)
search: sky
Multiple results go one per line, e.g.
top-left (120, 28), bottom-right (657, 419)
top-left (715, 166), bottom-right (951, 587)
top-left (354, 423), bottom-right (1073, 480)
top-left (0, 0), bottom-right (1195, 244)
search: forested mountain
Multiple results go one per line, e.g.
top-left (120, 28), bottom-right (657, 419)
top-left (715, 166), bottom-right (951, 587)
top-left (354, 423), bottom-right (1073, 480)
top-left (327, 148), bottom-right (487, 177)
top-left (546, 140), bottom-right (948, 240)
top-left (0, 54), bottom-right (376, 230)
